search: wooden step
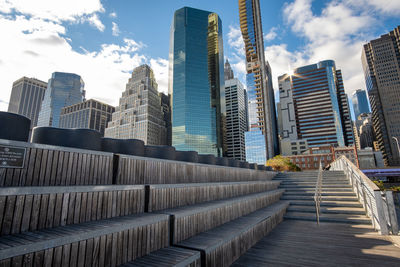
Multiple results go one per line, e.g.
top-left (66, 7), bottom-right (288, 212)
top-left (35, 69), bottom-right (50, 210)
top-left (159, 189), bottom-right (285, 243)
top-left (148, 181), bottom-right (280, 212)
top-left (0, 185), bottom-right (145, 236)
top-left (281, 195), bottom-right (358, 201)
top-left (177, 202), bottom-right (289, 267)
top-left (0, 213), bottom-right (169, 265)
top-left (283, 191), bottom-right (356, 196)
top-left (121, 247), bottom-right (200, 267)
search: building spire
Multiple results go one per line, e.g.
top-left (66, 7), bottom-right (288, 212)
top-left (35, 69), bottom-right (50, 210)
top-left (224, 59), bottom-right (234, 80)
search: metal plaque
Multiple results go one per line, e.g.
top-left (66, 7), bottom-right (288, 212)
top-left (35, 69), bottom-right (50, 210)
top-left (0, 145), bottom-right (26, 168)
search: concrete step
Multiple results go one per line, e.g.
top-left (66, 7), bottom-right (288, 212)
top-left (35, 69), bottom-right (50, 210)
top-left (287, 205), bottom-right (366, 215)
top-left (284, 211), bottom-right (371, 224)
top-left (283, 191), bottom-right (356, 196)
top-left (120, 247), bottom-right (201, 267)
top-left (288, 200), bottom-right (363, 208)
top-left (281, 195), bottom-right (358, 201)
top-left (282, 187), bottom-right (353, 192)
top-left (177, 201), bottom-right (289, 267)
top-left (279, 184), bottom-right (352, 189)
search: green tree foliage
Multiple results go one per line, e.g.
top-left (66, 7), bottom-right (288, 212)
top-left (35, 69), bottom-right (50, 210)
top-left (266, 155), bottom-right (301, 172)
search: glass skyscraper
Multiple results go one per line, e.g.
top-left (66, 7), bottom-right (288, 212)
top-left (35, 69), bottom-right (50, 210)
top-left (352, 89), bottom-right (370, 120)
top-left (37, 72), bottom-right (85, 128)
top-left (278, 60), bottom-right (354, 148)
top-left (239, 0), bottom-right (279, 164)
top-left (169, 7), bottom-right (225, 156)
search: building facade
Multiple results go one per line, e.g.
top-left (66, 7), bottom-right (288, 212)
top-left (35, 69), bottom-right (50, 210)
top-left (7, 77), bottom-right (47, 130)
top-left (362, 26), bottom-right (400, 166)
top-left (352, 89), bottom-right (370, 120)
top-left (278, 60), bottom-right (354, 148)
top-left (59, 99), bottom-right (115, 136)
top-left (239, 0), bottom-right (279, 164)
top-left (37, 72), bottom-right (85, 127)
top-left (224, 60), bottom-right (248, 161)
top-left (288, 145), bottom-right (358, 170)
top-left (159, 92), bottom-right (172, 146)
top-left (169, 7), bottom-right (225, 156)
top-left (105, 65), bottom-right (166, 145)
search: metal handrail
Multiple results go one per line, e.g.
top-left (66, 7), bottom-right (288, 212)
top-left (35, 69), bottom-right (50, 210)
top-left (314, 161), bottom-right (323, 224)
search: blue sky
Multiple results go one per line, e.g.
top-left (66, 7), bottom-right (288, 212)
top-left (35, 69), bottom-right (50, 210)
top-left (0, 0), bottom-right (399, 120)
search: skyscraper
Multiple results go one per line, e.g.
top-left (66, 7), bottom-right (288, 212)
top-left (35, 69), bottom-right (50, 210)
top-left (352, 89), bottom-right (370, 120)
top-left (239, 0), bottom-right (278, 164)
top-left (362, 26), bottom-right (400, 166)
top-left (278, 60), bottom-right (354, 148)
top-left (59, 99), bottom-right (115, 136)
top-left (37, 72), bottom-right (85, 128)
top-left (224, 60), bottom-right (248, 161)
top-left (105, 65), bottom-right (167, 145)
top-left (8, 77), bottom-right (47, 130)
top-left (169, 7), bottom-right (225, 156)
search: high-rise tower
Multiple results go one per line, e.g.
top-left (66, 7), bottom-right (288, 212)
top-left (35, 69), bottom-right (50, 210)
top-left (362, 26), bottom-right (400, 166)
top-left (169, 7), bottom-right (225, 156)
top-left (278, 60), bottom-right (354, 148)
top-left (352, 89), bottom-right (370, 120)
top-left (224, 60), bottom-right (248, 161)
top-left (239, 0), bottom-right (278, 164)
top-left (8, 77), bottom-right (47, 130)
top-left (105, 64), bottom-right (167, 145)
top-left (37, 72), bottom-right (85, 128)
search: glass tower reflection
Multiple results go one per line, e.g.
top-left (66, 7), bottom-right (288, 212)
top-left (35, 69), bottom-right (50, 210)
top-left (169, 7), bottom-right (225, 156)
top-left (37, 72), bottom-right (85, 127)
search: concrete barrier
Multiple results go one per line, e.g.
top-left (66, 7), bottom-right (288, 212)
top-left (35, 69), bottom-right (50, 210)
top-left (102, 138), bottom-right (145, 156)
top-left (145, 145), bottom-right (176, 160)
top-left (198, 154), bottom-right (216, 165)
top-left (175, 151), bottom-right (198, 163)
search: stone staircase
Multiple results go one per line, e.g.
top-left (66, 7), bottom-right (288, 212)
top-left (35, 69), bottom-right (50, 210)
top-left (274, 171), bottom-right (371, 224)
top-left (0, 140), bottom-right (288, 267)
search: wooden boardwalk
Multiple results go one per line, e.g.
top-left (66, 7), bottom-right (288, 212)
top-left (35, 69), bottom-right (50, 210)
top-left (232, 219), bottom-right (400, 266)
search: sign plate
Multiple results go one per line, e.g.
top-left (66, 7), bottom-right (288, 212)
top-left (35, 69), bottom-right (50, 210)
top-left (0, 145), bottom-right (26, 168)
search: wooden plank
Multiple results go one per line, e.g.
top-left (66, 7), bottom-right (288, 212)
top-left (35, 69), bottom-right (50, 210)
top-left (1, 196), bottom-right (16, 235)
top-left (98, 235), bottom-right (107, 267)
top-left (37, 194), bottom-right (49, 230)
top-left (60, 193), bottom-right (70, 227)
top-left (79, 192), bottom-right (87, 223)
top-left (33, 250), bottom-right (44, 267)
top-left (22, 253), bottom-right (34, 267)
top-left (29, 194), bottom-right (41, 231)
top-left (111, 233), bottom-right (118, 267)
top-left (53, 193), bottom-right (64, 227)
top-left (38, 149), bottom-right (48, 186)
top-left (85, 192), bottom-right (93, 222)
top-left (52, 246), bottom-right (63, 267)
top-left (73, 193), bottom-right (82, 224)
top-left (92, 237), bottom-right (100, 267)
top-left (43, 149), bottom-right (53, 186)
top-left (43, 247), bottom-right (54, 267)
top-left (84, 238), bottom-right (93, 267)
top-left (31, 148), bottom-right (42, 186)
top-left (11, 255), bottom-right (23, 267)
top-left (61, 243), bottom-right (71, 267)
top-left (55, 151), bottom-right (64, 186)
top-left (20, 194), bottom-right (33, 233)
top-left (105, 234), bottom-right (113, 267)
top-left (50, 149), bottom-right (59, 186)
top-left (45, 193), bottom-right (56, 228)
top-left (11, 195), bottom-right (25, 234)
top-left (77, 240), bottom-right (86, 267)
top-left (91, 192), bottom-right (98, 221)
top-left (69, 242), bottom-right (79, 267)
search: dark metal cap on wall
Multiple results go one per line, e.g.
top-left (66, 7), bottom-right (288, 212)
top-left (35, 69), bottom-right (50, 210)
top-left (31, 127), bottom-right (102, 151)
top-left (0, 112), bottom-right (30, 142)
top-left (175, 150), bottom-right (198, 163)
top-left (102, 138), bottom-right (145, 156)
top-left (145, 145), bottom-right (176, 160)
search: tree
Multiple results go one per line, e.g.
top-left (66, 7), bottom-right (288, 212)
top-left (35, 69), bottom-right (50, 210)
top-left (266, 155), bottom-right (301, 172)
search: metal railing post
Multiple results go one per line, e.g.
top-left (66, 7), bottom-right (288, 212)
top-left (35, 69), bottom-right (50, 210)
top-left (314, 161), bottom-right (323, 225)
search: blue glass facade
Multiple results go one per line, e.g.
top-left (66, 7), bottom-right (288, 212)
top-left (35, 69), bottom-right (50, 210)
top-left (37, 72), bottom-right (85, 127)
top-left (169, 7), bottom-right (225, 156)
top-left (245, 131), bottom-right (266, 164)
top-left (352, 89), bottom-right (371, 119)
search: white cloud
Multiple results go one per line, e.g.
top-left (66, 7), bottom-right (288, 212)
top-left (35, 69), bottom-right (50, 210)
top-left (150, 58), bottom-right (169, 94)
top-left (85, 13), bottom-right (105, 32)
top-left (112, 22), bottom-right (120, 36)
top-left (0, 0), bottom-right (104, 22)
top-left (0, 14), bottom-right (169, 111)
top-left (264, 27), bottom-right (278, 41)
top-left (109, 12), bottom-right (117, 18)
top-left (262, 0), bottom-right (380, 98)
top-left (226, 25), bottom-right (246, 83)
top-left (344, 0), bottom-right (400, 15)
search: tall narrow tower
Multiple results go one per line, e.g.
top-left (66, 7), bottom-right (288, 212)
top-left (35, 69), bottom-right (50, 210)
top-left (239, 0), bottom-right (278, 164)
top-left (169, 7), bottom-right (225, 156)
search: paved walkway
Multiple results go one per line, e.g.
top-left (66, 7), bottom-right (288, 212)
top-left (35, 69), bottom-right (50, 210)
top-left (232, 220), bottom-right (400, 266)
